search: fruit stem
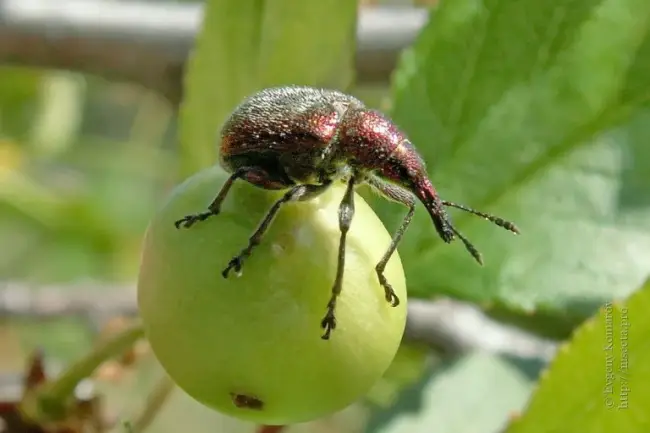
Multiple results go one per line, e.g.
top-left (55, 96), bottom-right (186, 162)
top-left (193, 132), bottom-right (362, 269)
top-left (21, 321), bottom-right (145, 422)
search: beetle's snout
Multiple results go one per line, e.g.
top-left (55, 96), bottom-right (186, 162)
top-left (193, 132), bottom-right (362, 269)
top-left (415, 179), bottom-right (455, 243)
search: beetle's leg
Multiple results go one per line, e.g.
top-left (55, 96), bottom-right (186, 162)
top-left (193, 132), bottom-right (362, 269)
top-left (367, 177), bottom-right (417, 308)
top-left (174, 166), bottom-right (293, 229)
top-left (222, 181), bottom-right (332, 278)
top-left (321, 176), bottom-right (357, 340)
top-left (175, 167), bottom-right (249, 229)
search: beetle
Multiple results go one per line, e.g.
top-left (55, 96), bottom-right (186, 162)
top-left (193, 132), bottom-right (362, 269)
top-left (174, 85), bottom-right (519, 340)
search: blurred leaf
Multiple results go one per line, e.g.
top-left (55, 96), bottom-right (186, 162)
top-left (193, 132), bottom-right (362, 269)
top-left (0, 138), bottom-right (24, 171)
top-left (505, 278), bottom-right (650, 433)
top-left (256, 2), bottom-right (356, 89)
top-left (29, 72), bottom-right (85, 157)
top-left (0, 67), bottom-right (43, 139)
top-left (350, 84), bottom-right (392, 112)
top-left (374, 0), bottom-right (650, 336)
top-left (10, 318), bottom-right (94, 367)
top-left (367, 343), bottom-right (432, 407)
top-left (179, 0), bottom-right (357, 177)
top-left (0, 67), bottom-right (43, 105)
top-left (365, 352), bottom-right (538, 433)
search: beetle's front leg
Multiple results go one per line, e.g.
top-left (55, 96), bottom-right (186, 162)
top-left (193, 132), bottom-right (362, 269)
top-left (174, 166), bottom-right (291, 229)
top-left (321, 176), bottom-right (357, 340)
top-left (222, 181), bottom-right (332, 278)
top-left (174, 167), bottom-right (249, 229)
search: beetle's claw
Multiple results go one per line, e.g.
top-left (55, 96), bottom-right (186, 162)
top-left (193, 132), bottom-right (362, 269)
top-left (377, 273), bottom-right (400, 307)
top-left (174, 211), bottom-right (213, 229)
top-left (320, 308), bottom-right (337, 340)
top-left (222, 256), bottom-right (243, 278)
top-left (384, 286), bottom-right (400, 307)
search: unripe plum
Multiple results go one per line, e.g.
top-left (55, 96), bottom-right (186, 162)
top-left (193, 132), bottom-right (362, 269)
top-left (137, 166), bottom-right (407, 424)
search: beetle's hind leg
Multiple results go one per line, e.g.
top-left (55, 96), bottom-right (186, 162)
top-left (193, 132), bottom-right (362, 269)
top-left (222, 181), bottom-right (332, 278)
top-left (366, 177), bottom-right (417, 308)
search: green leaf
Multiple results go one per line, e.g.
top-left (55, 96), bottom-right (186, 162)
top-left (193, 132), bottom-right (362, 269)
top-left (366, 352), bottom-right (538, 433)
top-left (505, 279), bottom-right (650, 433)
top-left (376, 0), bottom-right (650, 334)
top-left (0, 66), bottom-right (43, 139)
top-left (178, 0), bottom-right (357, 177)
top-left (366, 343), bottom-right (432, 407)
top-left (256, 2), bottom-right (357, 89)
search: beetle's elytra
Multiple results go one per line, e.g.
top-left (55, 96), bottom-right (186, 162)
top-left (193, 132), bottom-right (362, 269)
top-left (175, 86), bottom-right (519, 340)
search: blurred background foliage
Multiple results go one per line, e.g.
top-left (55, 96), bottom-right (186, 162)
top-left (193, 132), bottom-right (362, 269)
top-left (1, 0), bottom-right (649, 432)
top-left (0, 68), bottom-right (175, 282)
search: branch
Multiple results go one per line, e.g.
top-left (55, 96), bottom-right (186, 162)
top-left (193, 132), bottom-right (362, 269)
top-left (20, 322), bottom-right (145, 424)
top-left (0, 0), bottom-right (429, 105)
top-left (0, 281), bottom-right (557, 361)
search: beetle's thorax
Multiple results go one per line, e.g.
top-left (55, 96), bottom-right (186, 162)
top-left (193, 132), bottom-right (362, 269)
top-left (334, 109), bottom-right (404, 166)
top-left (333, 108), bottom-right (426, 184)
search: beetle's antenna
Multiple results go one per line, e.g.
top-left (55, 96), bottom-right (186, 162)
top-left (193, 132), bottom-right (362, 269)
top-left (442, 201), bottom-right (520, 234)
top-left (412, 177), bottom-right (515, 264)
top-left (447, 224), bottom-right (483, 265)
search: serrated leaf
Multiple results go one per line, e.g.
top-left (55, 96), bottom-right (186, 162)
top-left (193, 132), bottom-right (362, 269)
top-left (178, 0), bottom-right (357, 177)
top-left (365, 352), bottom-right (538, 433)
top-left (505, 278), bottom-right (650, 433)
top-left (376, 0), bottom-right (650, 334)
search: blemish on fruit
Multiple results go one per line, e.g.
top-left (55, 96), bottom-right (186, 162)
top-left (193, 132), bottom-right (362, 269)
top-left (231, 392), bottom-right (264, 410)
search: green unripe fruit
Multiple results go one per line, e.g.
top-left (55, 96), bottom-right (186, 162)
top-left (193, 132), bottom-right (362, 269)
top-left (137, 166), bottom-right (407, 424)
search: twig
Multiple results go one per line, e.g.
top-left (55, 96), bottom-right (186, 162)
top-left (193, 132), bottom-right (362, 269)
top-left (0, 0), bottom-right (428, 104)
top-left (42, 322), bottom-right (143, 402)
top-left (129, 374), bottom-right (175, 433)
top-left (21, 321), bottom-right (145, 423)
top-left (0, 281), bottom-right (557, 360)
